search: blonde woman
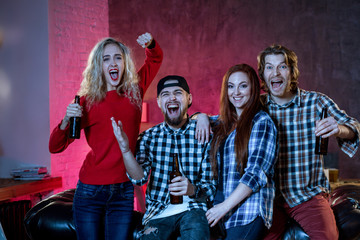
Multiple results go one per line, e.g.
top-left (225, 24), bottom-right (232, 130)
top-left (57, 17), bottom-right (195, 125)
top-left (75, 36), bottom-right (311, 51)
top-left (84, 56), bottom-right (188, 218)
top-left (49, 33), bottom-right (163, 240)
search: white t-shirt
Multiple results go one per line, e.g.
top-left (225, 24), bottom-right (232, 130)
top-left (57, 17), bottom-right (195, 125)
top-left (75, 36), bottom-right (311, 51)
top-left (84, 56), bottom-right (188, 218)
top-left (152, 158), bottom-right (191, 220)
top-left (151, 196), bottom-right (191, 220)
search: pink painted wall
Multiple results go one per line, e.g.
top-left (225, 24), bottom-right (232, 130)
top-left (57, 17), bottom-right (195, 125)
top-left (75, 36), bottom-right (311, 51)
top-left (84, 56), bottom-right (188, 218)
top-left (48, 0), bottom-right (109, 191)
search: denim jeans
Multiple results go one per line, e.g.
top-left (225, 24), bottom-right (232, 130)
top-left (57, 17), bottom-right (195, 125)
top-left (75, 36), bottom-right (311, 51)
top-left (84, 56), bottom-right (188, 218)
top-left (73, 180), bottom-right (134, 240)
top-left (140, 209), bottom-right (210, 240)
top-left (225, 216), bottom-right (265, 240)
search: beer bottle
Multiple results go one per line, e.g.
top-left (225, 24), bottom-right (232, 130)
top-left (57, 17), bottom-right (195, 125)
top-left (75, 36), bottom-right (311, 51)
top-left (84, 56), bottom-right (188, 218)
top-left (69, 95), bottom-right (81, 139)
top-left (315, 107), bottom-right (328, 155)
top-left (169, 153), bottom-right (183, 204)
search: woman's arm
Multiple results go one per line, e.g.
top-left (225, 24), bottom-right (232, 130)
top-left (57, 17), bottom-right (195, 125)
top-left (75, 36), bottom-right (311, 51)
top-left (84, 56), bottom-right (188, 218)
top-left (49, 100), bottom-right (82, 153)
top-left (137, 33), bottom-right (163, 93)
top-left (206, 183), bottom-right (252, 227)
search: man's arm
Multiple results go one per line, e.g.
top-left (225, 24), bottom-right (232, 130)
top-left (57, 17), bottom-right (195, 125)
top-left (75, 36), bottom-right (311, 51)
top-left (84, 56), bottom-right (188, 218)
top-left (111, 117), bottom-right (144, 180)
top-left (316, 94), bottom-right (360, 157)
top-left (193, 141), bottom-right (217, 200)
top-left (316, 118), bottom-right (356, 140)
top-left (337, 124), bottom-right (356, 139)
top-left (168, 176), bottom-right (196, 197)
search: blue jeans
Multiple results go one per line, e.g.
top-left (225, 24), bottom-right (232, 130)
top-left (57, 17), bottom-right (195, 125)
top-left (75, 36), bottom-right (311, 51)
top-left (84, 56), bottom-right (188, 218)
top-left (225, 216), bottom-right (265, 240)
top-left (140, 209), bottom-right (210, 240)
top-left (73, 180), bottom-right (134, 240)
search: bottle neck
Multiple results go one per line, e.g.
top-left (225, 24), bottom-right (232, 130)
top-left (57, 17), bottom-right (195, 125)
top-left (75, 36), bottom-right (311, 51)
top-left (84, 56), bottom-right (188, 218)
top-left (173, 154), bottom-right (180, 171)
top-left (321, 107), bottom-right (327, 119)
top-left (75, 95), bottom-right (80, 104)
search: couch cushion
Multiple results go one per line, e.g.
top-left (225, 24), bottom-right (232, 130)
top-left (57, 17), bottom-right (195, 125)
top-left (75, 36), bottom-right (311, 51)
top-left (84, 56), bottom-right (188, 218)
top-left (330, 185), bottom-right (360, 240)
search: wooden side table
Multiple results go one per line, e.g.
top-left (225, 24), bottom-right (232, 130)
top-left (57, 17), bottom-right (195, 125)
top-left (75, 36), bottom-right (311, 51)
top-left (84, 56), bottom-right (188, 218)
top-left (0, 177), bottom-right (62, 202)
top-left (330, 179), bottom-right (360, 190)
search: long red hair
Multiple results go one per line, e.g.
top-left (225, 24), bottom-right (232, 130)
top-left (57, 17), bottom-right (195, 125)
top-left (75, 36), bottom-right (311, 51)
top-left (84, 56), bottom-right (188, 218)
top-left (210, 64), bottom-right (261, 178)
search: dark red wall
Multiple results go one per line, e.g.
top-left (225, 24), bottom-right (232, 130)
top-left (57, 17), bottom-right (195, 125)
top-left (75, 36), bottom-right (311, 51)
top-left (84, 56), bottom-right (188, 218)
top-left (109, 0), bottom-right (360, 178)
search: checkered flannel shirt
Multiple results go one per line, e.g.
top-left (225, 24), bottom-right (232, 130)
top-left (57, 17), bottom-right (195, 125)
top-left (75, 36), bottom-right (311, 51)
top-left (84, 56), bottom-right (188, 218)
top-left (261, 89), bottom-right (360, 207)
top-left (212, 111), bottom-right (278, 229)
top-left (128, 118), bottom-right (216, 225)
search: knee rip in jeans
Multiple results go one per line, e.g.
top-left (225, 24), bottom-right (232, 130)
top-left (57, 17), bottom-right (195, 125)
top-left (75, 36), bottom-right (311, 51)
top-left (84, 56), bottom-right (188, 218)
top-left (140, 226), bottom-right (158, 236)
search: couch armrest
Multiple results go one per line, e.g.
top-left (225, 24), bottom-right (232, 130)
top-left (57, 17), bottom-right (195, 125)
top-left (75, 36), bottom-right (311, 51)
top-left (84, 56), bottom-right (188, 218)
top-left (24, 189), bottom-right (77, 240)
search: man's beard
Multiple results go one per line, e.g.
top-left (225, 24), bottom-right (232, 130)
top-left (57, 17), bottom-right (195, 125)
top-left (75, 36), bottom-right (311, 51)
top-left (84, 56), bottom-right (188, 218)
top-left (164, 108), bottom-right (187, 127)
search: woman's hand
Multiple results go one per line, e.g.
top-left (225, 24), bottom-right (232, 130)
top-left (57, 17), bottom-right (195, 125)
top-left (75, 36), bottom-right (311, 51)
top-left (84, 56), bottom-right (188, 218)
top-left (111, 117), bottom-right (131, 154)
top-left (206, 202), bottom-right (229, 227)
top-left (60, 102), bottom-right (82, 130)
top-left (111, 117), bottom-right (145, 180)
top-left (137, 32), bottom-right (153, 48)
top-left (206, 183), bottom-right (252, 227)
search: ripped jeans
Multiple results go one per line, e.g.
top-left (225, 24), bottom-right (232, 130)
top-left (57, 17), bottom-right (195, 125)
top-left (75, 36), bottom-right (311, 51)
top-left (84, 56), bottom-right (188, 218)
top-left (139, 209), bottom-right (209, 240)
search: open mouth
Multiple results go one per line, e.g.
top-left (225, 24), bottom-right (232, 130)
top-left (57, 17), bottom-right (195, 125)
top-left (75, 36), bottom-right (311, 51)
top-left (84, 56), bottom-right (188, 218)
top-left (109, 69), bottom-right (119, 81)
top-left (166, 103), bottom-right (180, 117)
top-left (271, 79), bottom-right (283, 90)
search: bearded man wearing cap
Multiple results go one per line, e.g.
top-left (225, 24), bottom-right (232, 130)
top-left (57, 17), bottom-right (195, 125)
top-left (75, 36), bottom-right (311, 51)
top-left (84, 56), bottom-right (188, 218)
top-left (111, 75), bottom-right (216, 240)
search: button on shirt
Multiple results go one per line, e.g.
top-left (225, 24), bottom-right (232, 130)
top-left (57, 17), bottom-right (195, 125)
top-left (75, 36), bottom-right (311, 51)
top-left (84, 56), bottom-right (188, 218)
top-left (214, 111), bottom-right (278, 229)
top-left (261, 89), bottom-right (360, 208)
top-left (128, 118), bottom-right (216, 225)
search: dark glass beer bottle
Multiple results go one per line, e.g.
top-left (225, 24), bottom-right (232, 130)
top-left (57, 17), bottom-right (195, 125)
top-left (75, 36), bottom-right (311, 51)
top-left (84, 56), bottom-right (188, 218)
top-left (315, 107), bottom-right (328, 155)
top-left (69, 95), bottom-right (81, 139)
top-left (169, 153), bottom-right (183, 204)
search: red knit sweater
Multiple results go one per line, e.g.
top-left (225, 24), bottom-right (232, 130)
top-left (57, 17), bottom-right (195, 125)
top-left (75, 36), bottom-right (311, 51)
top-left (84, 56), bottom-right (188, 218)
top-left (49, 41), bottom-right (163, 185)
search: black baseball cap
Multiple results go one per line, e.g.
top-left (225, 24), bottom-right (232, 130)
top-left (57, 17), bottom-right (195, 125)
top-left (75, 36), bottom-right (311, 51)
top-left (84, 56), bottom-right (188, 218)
top-left (157, 75), bottom-right (190, 96)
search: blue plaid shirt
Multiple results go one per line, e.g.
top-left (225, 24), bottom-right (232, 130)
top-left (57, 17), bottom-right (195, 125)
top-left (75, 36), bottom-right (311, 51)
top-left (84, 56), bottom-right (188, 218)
top-left (261, 89), bottom-right (360, 207)
top-left (128, 118), bottom-right (216, 225)
top-left (213, 110), bottom-right (278, 229)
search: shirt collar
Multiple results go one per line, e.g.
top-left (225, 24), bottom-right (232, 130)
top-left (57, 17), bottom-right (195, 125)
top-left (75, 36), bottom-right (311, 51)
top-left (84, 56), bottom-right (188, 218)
top-left (264, 88), bottom-right (302, 108)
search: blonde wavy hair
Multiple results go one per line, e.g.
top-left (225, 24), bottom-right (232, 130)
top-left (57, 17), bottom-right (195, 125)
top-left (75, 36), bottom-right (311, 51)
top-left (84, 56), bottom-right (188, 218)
top-left (78, 37), bottom-right (141, 109)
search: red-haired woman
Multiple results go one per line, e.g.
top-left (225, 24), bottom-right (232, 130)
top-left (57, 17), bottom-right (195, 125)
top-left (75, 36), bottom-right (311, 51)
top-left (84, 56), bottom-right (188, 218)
top-left (205, 64), bottom-right (277, 239)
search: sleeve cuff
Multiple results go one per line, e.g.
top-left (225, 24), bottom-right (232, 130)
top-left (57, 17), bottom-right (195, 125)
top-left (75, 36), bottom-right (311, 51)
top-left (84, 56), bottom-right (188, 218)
top-left (189, 185), bottom-right (200, 199)
top-left (146, 39), bottom-right (156, 49)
